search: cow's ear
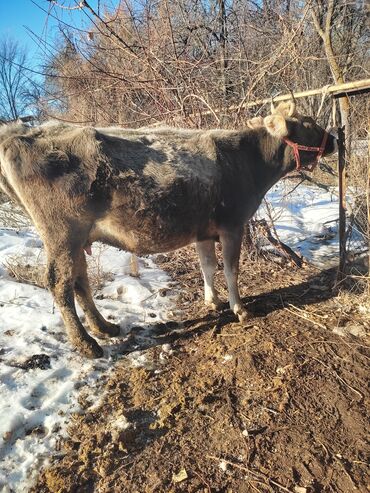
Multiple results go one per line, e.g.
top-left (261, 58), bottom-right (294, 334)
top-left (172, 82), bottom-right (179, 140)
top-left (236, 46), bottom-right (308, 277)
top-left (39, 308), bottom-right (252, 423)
top-left (273, 101), bottom-right (296, 117)
top-left (246, 116), bottom-right (264, 129)
top-left (263, 114), bottom-right (288, 138)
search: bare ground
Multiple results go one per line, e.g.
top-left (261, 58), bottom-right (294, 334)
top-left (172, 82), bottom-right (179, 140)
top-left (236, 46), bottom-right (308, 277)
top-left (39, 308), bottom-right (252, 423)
top-left (32, 246), bottom-right (369, 493)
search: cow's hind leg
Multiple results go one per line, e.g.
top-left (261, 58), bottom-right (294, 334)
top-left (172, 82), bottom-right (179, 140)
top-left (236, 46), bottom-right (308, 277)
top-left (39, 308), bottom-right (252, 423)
top-left (220, 228), bottom-right (249, 323)
top-left (196, 240), bottom-right (222, 310)
top-left (46, 248), bottom-right (103, 358)
top-left (74, 251), bottom-right (120, 338)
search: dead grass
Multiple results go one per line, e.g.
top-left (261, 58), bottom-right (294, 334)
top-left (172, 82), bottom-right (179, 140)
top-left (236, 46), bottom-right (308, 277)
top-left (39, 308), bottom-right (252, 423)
top-left (4, 246), bottom-right (114, 293)
top-left (4, 254), bottom-right (46, 288)
top-left (0, 200), bottom-right (30, 229)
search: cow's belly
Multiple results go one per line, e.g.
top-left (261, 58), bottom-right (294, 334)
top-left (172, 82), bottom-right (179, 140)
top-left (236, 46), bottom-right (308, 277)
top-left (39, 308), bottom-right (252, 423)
top-left (89, 214), bottom-right (218, 255)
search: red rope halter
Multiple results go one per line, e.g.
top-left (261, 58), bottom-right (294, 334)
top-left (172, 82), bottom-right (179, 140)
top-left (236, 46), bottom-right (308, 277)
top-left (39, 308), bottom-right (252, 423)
top-left (283, 131), bottom-right (329, 172)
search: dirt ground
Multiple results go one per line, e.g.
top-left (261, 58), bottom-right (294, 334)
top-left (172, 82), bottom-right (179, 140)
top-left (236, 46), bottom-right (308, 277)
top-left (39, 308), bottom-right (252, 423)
top-left (32, 245), bottom-right (369, 493)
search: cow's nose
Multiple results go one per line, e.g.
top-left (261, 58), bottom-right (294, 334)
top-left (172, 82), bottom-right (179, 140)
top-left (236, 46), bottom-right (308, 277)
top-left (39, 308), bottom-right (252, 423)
top-left (328, 133), bottom-right (338, 154)
top-left (326, 126), bottom-right (338, 139)
top-left (333, 137), bottom-right (338, 153)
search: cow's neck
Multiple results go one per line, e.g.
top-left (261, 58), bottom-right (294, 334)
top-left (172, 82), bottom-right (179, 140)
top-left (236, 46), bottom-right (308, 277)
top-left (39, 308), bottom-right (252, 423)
top-left (244, 129), bottom-right (293, 195)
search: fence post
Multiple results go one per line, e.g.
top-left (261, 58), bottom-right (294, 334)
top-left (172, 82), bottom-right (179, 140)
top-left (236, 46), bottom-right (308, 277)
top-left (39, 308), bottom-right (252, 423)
top-left (337, 126), bottom-right (346, 280)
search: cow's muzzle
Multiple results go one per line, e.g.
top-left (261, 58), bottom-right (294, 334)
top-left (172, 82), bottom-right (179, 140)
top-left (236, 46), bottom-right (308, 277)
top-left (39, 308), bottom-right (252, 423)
top-left (283, 131), bottom-right (334, 172)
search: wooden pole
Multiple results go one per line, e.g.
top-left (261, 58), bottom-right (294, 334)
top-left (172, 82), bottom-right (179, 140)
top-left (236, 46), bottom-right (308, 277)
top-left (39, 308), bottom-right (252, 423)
top-left (187, 79), bottom-right (370, 118)
top-left (232, 79), bottom-right (370, 111)
top-left (367, 154), bottom-right (370, 297)
top-left (337, 126), bottom-right (347, 280)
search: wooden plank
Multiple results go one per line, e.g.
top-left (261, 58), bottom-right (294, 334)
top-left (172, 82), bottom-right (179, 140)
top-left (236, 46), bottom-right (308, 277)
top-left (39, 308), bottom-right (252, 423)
top-left (189, 79), bottom-right (370, 117)
top-left (337, 126), bottom-right (347, 280)
top-left (235, 79), bottom-right (370, 110)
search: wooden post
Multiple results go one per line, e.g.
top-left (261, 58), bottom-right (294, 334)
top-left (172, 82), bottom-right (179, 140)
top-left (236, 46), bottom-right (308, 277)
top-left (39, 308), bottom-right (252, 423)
top-left (337, 126), bottom-right (346, 280)
top-left (367, 156), bottom-right (370, 297)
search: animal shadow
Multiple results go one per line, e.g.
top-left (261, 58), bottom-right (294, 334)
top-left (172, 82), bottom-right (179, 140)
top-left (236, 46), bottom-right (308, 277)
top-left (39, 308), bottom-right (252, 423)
top-left (105, 265), bottom-right (340, 356)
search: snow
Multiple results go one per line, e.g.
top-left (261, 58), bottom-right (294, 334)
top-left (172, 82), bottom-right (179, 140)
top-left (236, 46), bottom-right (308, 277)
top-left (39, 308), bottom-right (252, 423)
top-left (259, 181), bottom-right (340, 267)
top-left (0, 182), bottom-right (346, 492)
top-left (0, 220), bottom-right (172, 492)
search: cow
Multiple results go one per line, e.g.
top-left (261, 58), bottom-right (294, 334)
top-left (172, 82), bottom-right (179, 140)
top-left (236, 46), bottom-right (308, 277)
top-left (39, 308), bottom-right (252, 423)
top-left (0, 101), bottom-right (336, 358)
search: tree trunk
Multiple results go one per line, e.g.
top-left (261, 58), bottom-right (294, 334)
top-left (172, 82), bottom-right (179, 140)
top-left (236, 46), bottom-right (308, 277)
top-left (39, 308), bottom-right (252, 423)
top-left (218, 0), bottom-right (228, 102)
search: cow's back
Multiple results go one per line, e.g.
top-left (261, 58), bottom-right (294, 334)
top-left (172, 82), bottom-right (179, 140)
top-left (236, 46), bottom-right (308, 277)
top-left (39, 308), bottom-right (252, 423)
top-left (91, 129), bottom-right (229, 254)
top-left (97, 128), bottom-right (224, 183)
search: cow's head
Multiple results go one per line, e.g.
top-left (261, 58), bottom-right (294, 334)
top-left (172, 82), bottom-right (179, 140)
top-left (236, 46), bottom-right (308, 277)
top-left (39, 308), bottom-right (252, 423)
top-left (261, 101), bottom-right (337, 172)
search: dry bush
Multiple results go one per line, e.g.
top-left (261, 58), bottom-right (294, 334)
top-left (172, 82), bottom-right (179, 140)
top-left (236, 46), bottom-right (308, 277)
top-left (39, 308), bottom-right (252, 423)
top-left (0, 200), bottom-right (30, 229)
top-left (40, 1), bottom-right (368, 130)
top-left (4, 254), bottom-right (46, 288)
top-left (345, 96), bottom-right (370, 292)
top-left (4, 247), bottom-right (114, 293)
top-left (85, 245), bottom-right (115, 293)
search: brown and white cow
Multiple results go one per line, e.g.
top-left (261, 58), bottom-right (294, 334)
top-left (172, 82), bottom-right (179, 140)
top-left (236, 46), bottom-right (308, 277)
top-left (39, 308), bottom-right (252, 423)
top-left (0, 101), bottom-right (336, 357)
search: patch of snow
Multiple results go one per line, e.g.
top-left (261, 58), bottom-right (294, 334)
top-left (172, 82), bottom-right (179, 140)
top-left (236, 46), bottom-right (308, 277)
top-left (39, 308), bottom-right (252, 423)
top-left (161, 343), bottom-right (172, 353)
top-left (0, 219), bottom-right (173, 492)
top-left (159, 343), bottom-right (173, 362)
top-left (259, 182), bottom-right (341, 267)
top-left (109, 414), bottom-right (131, 431)
top-left (358, 304), bottom-right (370, 316)
top-left (333, 324), bottom-right (367, 338)
top-left (222, 354), bottom-right (233, 362)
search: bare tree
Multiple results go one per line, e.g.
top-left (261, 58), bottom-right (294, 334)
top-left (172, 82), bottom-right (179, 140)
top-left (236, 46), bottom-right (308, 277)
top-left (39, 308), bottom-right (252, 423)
top-left (310, 0), bottom-right (368, 133)
top-left (41, 0), bottom-right (368, 131)
top-left (0, 37), bottom-right (36, 121)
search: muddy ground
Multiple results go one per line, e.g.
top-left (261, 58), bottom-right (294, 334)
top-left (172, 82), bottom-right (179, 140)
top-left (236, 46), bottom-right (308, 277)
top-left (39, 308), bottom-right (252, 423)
top-left (33, 246), bottom-right (369, 493)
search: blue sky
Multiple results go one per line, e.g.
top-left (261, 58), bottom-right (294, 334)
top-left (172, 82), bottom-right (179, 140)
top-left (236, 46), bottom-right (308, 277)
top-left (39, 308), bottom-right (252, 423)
top-left (0, 1), bottom-right (110, 64)
top-left (1, 1), bottom-right (50, 44)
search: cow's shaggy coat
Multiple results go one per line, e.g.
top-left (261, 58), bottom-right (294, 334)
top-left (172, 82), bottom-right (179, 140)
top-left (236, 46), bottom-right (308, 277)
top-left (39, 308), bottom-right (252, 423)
top-left (0, 103), bottom-right (336, 357)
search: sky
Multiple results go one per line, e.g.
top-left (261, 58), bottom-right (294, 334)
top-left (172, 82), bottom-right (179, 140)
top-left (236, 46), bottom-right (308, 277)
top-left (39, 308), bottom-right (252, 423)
top-left (0, 1), bottom-right (113, 65)
top-left (0, 1), bottom-right (51, 46)
top-left (0, 0), bottom-right (120, 119)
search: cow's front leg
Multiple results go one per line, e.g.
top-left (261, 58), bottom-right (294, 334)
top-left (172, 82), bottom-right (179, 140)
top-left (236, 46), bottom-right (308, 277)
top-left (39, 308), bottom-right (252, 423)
top-left (220, 228), bottom-right (249, 322)
top-left (196, 240), bottom-right (222, 310)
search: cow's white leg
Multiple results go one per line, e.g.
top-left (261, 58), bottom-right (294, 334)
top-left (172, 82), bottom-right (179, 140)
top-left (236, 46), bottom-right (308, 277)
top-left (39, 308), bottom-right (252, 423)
top-left (220, 229), bottom-right (249, 323)
top-left (196, 240), bottom-right (222, 310)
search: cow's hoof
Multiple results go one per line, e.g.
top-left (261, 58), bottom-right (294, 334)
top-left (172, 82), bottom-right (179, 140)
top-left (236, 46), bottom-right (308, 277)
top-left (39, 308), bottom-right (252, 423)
top-left (233, 304), bottom-right (250, 324)
top-left (95, 321), bottom-right (121, 338)
top-left (205, 297), bottom-right (223, 311)
top-left (238, 311), bottom-right (250, 323)
top-left (78, 337), bottom-right (104, 359)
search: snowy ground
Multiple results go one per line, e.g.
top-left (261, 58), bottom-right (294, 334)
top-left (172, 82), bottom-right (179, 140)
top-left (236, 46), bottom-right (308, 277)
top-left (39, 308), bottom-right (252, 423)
top-left (259, 181), bottom-right (341, 267)
top-left (0, 183), bottom-right (345, 492)
top-left (0, 222), bottom-right (172, 492)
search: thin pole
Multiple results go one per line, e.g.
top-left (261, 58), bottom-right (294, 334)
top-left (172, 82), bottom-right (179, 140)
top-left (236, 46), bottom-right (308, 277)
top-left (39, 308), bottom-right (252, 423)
top-left (187, 79), bottom-right (370, 118)
top-left (337, 126), bottom-right (346, 279)
top-left (235, 79), bottom-right (370, 110)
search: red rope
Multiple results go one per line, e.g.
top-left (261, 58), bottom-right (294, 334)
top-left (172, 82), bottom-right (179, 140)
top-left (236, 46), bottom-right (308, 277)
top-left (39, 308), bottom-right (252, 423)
top-left (283, 131), bottom-right (329, 171)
